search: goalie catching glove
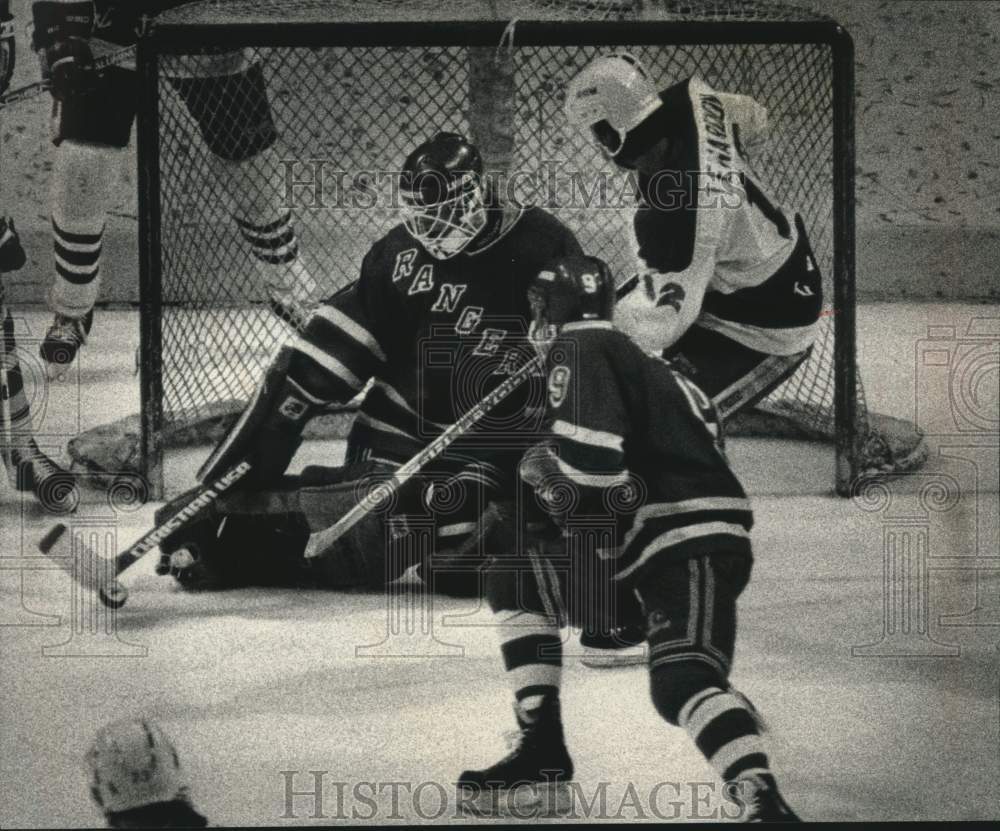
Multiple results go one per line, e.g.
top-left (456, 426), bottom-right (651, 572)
top-left (153, 460), bottom-right (518, 595)
top-left (154, 461), bottom-right (396, 590)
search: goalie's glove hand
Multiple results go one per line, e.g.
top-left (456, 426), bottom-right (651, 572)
top-left (152, 485), bottom-right (221, 580)
top-left (39, 37), bottom-right (98, 101)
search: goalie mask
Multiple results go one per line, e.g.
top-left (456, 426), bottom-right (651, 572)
top-left (529, 255), bottom-right (616, 342)
top-left (564, 53), bottom-right (662, 163)
top-left (400, 132), bottom-right (489, 260)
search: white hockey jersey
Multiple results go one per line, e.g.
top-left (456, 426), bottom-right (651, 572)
top-left (615, 76), bottom-right (822, 357)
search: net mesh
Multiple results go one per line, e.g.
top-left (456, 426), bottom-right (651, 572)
top-left (69, 0), bottom-right (927, 489)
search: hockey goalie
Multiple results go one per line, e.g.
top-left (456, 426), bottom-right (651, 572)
top-left (153, 131), bottom-right (582, 596)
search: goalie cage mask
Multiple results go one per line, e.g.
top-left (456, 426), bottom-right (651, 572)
top-left (400, 132), bottom-right (489, 260)
top-left (86, 718), bottom-right (196, 817)
top-left (564, 53), bottom-right (663, 162)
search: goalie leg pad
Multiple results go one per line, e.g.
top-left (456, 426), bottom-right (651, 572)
top-left (168, 64), bottom-right (278, 162)
top-left (197, 349), bottom-right (328, 485)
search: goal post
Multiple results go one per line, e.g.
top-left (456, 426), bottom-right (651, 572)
top-left (65, 0), bottom-right (925, 498)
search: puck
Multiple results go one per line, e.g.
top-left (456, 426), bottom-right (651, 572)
top-left (98, 583), bottom-right (128, 609)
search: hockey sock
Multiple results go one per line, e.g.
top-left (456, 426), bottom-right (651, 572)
top-left (49, 141), bottom-right (124, 318)
top-left (678, 686), bottom-right (772, 784)
top-left (217, 151), bottom-right (318, 306)
top-left (497, 609), bottom-right (563, 719)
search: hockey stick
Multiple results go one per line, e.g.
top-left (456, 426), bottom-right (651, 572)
top-left (615, 273), bottom-right (640, 300)
top-left (37, 458), bottom-right (253, 608)
top-left (304, 353), bottom-right (544, 558)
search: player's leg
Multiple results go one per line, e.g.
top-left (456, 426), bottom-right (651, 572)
top-left (671, 212), bottom-right (822, 418)
top-left (457, 538), bottom-right (573, 816)
top-left (168, 58), bottom-right (318, 324)
top-left (664, 323), bottom-right (811, 419)
top-left (40, 67), bottom-right (135, 368)
top-left (634, 552), bottom-right (800, 821)
top-left (1, 219), bottom-right (74, 508)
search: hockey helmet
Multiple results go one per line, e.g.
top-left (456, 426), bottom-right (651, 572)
top-left (400, 132), bottom-right (489, 259)
top-left (86, 718), bottom-right (192, 817)
top-left (529, 254), bottom-right (616, 330)
top-left (564, 53), bottom-right (662, 161)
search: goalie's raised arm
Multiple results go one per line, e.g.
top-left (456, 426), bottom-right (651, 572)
top-left (197, 282), bottom-right (388, 485)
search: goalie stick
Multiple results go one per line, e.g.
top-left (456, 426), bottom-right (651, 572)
top-left (37, 458), bottom-right (253, 609)
top-left (34, 277), bottom-right (626, 600)
top-left (304, 353), bottom-right (544, 558)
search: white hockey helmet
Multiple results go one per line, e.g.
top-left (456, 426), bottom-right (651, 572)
top-left (86, 719), bottom-right (190, 816)
top-left (564, 53), bottom-right (662, 159)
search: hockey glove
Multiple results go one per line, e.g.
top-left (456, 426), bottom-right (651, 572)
top-left (154, 505), bottom-right (311, 591)
top-left (40, 37), bottom-right (98, 101)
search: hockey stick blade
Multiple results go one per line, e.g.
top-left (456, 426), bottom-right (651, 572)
top-left (38, 523), bottom-right (127, 606)
top-left (36, 459), bottom-right (253, 607)
top-left (305, 354), bottom-right (543, 558)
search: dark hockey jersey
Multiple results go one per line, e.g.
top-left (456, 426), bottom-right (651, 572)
top-left (291, 207), bottom-right (583, 460)
top-left (536, 320), bottom-right (753, 578)
top-left (619, 76), bottom-right (822, 357)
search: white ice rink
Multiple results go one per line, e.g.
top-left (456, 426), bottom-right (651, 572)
top-left (1, 302), bottom-right (997, 825)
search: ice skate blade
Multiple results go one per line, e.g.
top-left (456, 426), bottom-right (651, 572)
top-left (580, 644), bottom-right (647, 668)
top-left (457, 781), bottom-right (573, 818)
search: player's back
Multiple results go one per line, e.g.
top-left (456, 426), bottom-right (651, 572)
top-left (548, 322), bottom-right (753, 576)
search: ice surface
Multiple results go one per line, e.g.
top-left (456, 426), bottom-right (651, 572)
top-left (1, 303), bottom-right (997, 825)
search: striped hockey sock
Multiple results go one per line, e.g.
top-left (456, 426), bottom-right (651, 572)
top-left (51, 217), bottom-right (103, 318)
top-left (498, 610), bottom-right (563, 716)
top-left (678, 686), bottom-right (772, 784)
top-left (235, 210), bottom-right (299, 268)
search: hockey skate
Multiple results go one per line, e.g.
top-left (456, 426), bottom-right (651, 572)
top-left (728, 773), bottom-right (801, 822)
top-left (579, 622), bottom-right (648, 668)
top-left (457, 698), bottom-right (575, 817)
top-left (6, 439), bottom-right (78, 513)
top-left (39, 309), bottom-right (93, 370)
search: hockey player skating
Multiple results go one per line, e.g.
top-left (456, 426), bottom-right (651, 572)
top-left (86, 718), bottom-right (208, 828)
top-left (456, 255), bottom-right (800, 822)
top-left (30, 0), bottom-right (318, 369)
top-left (562, 53), bottom-right (824, 663)
top-left (154, 132), bottom-right (582, 595)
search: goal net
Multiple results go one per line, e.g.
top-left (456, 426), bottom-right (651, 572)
top-left (68, 0), bottom-right (927, 496)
